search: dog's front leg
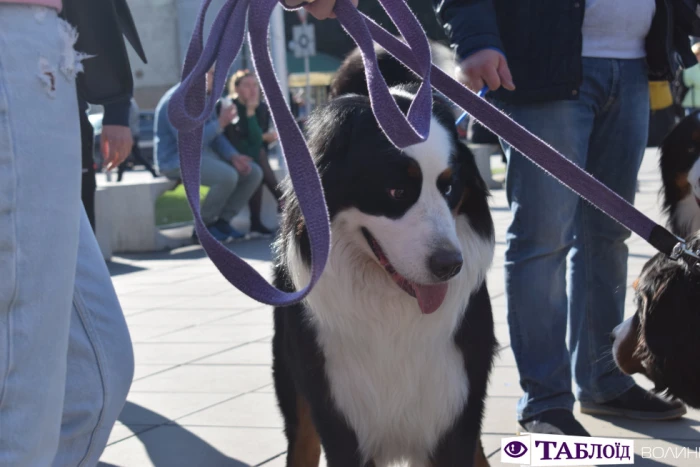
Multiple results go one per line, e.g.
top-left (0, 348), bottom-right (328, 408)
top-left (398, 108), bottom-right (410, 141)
top-left (310, 410), bottom-right (373, 467)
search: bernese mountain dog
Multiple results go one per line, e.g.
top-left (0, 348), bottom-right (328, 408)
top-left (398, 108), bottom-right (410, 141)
top-left (611, 110), bottom-right (700, 410)
top-left (270, 44), bottom-right (497, 467)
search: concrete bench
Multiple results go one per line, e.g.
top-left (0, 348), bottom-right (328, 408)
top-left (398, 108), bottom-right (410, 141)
top-left (467, 143), bottom-right (503, 190)
top-left (94, 151), bottom-right (287, 260)
top-left (94, 175), bottom-right (179, 260)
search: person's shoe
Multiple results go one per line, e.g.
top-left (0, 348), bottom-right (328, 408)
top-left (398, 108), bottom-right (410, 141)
top-left (214, 219), bottom-right (246, 241)
top-left (518, 409), bottom-right (590, 436)
top-left (250, 222), bottom-right (276, 237)
top-left (579, 385), bottom-right (686, 421)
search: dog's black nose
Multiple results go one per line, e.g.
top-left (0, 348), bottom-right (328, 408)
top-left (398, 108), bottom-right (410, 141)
top-left (429, 249), bottom-right (463, 281)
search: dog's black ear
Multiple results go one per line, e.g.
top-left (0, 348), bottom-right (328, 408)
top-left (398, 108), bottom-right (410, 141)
top-left (454, 140), bottom-right (494, 239)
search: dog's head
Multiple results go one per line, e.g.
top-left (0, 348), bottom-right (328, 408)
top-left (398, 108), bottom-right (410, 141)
top-left (277, 85), bottom-right (493, 314)
top-left (660, 111), bottom-right (700, 236)
top-left (611, 231), bottom-right (700, 408)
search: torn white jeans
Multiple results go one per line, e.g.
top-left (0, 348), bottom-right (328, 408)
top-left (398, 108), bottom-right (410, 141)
top-left (0, 5), bottom-right (133, 466)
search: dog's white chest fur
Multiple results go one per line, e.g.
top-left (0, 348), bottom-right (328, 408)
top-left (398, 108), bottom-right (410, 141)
top-left (286, 215), bottom-right (493, 466)
top-left (313, 304), bottom-right (469, 466)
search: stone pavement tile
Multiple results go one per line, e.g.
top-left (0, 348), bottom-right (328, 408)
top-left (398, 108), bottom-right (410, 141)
top-left (214, 308), bottom-right (273, 326)
top-left (117, 295), bottom-right (188, 314)
top-left (129, 364), bottom-right (272, 394)
top-left (133, 365), bottom-right (175, 381)
top-left (148, 324), bottom-right (272, 344)
top-left (196, 342), bottom-right (272, 365)
top-left (120, 393), bottom-right (235, 425)
top-left (494, 346), bottom-right (516, 367)
top-left (100, 425), bottom-right (285, 467)
top-left (132, 342), bottom-right (236, 365)
top-left (177, 392), bottom-right (283, 428)
top-left (487, 367), bottom-right (525, 398)
top-left (163, 293), bottom-right (265, 310)
top-left (122, 283), bottom-right (235, 296)
top-left (494, 323), bottom-right (510, 347)
top-left (125, 309), bottom-right (240, 327)
top-left (483, 396), bottom-right (519, 436)
top-left (125, 324), bottom-right (190, 342)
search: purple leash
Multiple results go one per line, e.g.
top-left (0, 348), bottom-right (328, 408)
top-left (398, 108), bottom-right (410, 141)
top-left (168, 0), bottom-right (692, 307)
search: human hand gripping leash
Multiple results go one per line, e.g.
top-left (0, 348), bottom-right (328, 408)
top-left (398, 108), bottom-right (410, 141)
top-left (168, 0), bottom-right (696, 308)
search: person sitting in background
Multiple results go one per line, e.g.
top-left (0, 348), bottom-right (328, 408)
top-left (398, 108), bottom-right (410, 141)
top-left (682, 43), bottom-right (700, 115)
top-left (154, 67), bottom-right (262, 243)
top-left (222, 70), bottom-right (282, 236)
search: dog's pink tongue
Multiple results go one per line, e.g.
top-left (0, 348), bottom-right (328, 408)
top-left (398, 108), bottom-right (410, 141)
top-left (413, 283), bottom-right (449, 314)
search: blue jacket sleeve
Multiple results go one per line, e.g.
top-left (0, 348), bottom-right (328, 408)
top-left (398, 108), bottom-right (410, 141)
top-left (432, 0), bottom-right (504, 61)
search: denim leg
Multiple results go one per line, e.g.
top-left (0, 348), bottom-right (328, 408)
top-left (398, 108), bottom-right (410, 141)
top-left (497, 94), bottom-right (595, 421)
top-left (0, 6), bottom-right (81, 465)
top-left (221, 162), bottom-right (263, 222)
top-left (199, 156), bottom-right (240, 225)
top-left (570, 59), bottom-right (649, 403)
top-left (54, 207), bottom-right (134, 466)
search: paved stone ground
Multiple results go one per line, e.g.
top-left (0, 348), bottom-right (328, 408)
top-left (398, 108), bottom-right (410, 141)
top-left (99, 149), bottom-right (700, 467)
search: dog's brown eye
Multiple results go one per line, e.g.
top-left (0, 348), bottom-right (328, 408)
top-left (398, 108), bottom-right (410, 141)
top-left (388, 188), bottom-right (406, 200)
top-left (443, 184), bottom-right (452, 196)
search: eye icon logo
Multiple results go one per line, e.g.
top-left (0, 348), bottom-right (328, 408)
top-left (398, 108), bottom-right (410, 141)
top-left (504, 441), bottom-right (528, 458)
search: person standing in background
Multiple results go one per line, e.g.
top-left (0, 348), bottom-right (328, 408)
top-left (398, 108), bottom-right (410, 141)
top-left (432, 0), bottom-right (693, 435)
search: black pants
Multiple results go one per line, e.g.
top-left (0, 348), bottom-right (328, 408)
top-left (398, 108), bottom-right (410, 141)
top-left (117, 136), bottom-right (158, 181)
top-left (79, 108), bottom-right (97, 232)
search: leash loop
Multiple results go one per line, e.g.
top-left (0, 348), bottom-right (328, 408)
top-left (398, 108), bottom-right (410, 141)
top-left (334, 0), bottom-right (432, 148)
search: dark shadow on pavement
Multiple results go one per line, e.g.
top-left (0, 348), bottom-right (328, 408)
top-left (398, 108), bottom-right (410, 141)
top-left (117, 237), bottom-right (274, 263)
top-left (107, 261), bottom-right (147, 276)
top-left (116, 401), bottom-right (251, 467)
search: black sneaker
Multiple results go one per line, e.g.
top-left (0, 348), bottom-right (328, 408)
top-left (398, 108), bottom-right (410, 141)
top-left (518, 409), bottom-right (590, 436)
top-left (250, 222), bottom-right (275, 237)
top-left (580, 385), bottom-right (686, 421)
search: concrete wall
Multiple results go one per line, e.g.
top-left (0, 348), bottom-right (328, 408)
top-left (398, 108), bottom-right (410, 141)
top-left (125, 0), bottom-right (242, 109)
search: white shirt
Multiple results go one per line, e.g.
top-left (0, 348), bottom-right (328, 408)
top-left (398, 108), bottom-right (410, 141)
top-left (581, 0), bottom-right (657, 59)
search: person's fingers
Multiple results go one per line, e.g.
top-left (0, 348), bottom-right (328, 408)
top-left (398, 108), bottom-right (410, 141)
top-left (498, 58), bottom-right (516, 90)
top-left (480, 65), bottom-right (502, 93)
top-left (457, 65), bottom-right (485, 93)
top-left (305, 0), bottom-right (335, 20)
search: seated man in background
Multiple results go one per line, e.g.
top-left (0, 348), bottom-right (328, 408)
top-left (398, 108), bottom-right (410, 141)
top-left (154, 67), bottom-right (262, 242)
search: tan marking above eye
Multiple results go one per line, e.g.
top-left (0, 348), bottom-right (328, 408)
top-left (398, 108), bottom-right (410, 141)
top-left (407, 161), bottom-right (421, 178)
top-left (676, 173), bottom-right (691, 197)
top-left (437, 167), bottom-right (453, 184)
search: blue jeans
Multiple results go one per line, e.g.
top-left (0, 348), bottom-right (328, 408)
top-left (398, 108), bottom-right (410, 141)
top-left (495, 58), bottom-right (649, 421)
top-left (0, 6), bottom-right (133, 465)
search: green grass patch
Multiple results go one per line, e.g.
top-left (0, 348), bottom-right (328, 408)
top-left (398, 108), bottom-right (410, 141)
top-left (155, 184), bottom-right (209, 226)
